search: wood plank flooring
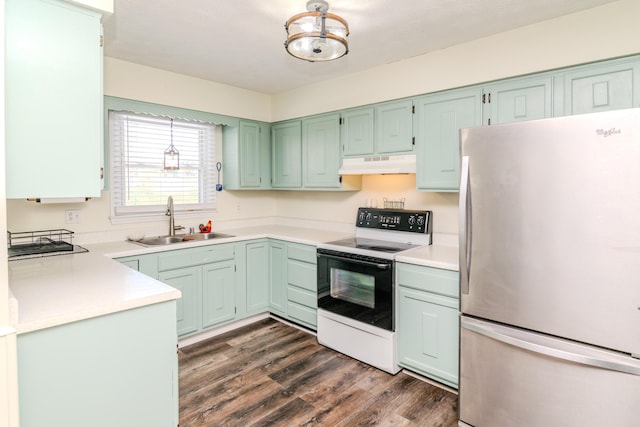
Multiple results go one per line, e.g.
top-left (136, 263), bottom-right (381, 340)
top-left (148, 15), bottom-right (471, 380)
top-left (179, 318), bottom-right (458, 426)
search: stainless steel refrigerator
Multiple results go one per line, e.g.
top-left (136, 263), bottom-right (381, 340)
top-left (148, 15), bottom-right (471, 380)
top-left (458, 108), bottom-right (640, 426)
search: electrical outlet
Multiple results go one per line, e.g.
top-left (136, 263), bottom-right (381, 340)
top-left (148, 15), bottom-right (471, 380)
top-left (65, 209), bottom-right (82, 224)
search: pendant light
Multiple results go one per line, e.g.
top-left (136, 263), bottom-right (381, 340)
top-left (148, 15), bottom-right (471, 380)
top-left (284, 0), bottom-right (349, 62)
top-left (164, 118), bottom-right (180, 170)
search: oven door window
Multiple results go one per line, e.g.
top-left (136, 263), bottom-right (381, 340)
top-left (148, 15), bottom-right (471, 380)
top-left (330, 268), bottom-right (375, 308)
top-left (317, 251), bottom-right (394, 331)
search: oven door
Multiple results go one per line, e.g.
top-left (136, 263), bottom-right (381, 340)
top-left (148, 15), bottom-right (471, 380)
top-left (317, 249), bottom-right (394, 331)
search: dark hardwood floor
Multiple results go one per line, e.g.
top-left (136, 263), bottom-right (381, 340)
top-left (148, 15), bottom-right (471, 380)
top-left (179, 318), bottom-right (458, 426)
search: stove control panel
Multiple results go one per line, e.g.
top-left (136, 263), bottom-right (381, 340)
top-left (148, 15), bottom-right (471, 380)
top-left (356, 208), bottom-right (432, 233)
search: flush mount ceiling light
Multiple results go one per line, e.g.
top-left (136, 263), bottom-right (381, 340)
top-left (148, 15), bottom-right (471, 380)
top-left (163, 119), bottom-right (180, 170)
top-left (284, 0), bottom-right (349, 62)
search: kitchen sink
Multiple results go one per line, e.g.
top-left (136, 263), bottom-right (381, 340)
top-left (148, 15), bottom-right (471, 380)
top-left (181, 232), bottom-right (235, 241)
top-left (133, 232), bottom-right (235, 246)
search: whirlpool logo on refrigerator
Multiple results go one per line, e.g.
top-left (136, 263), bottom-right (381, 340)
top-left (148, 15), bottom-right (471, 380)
top-left (596, 127), bottom-right (622, 137)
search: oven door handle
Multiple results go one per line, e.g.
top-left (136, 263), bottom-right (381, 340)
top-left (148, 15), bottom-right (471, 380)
top-left (317, 253), bottom-right (392, 270)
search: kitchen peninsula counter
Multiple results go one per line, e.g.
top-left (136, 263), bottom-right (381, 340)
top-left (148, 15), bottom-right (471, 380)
top-left (8, 251), bottom-right (180, 334)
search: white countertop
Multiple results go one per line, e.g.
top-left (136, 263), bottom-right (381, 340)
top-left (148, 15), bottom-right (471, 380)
top-left (9, 251), bottom-right (181, 334)
top-left (395, 244), bottom-right (459, 271)
top-left (9, 224), bottom-right (457, 334)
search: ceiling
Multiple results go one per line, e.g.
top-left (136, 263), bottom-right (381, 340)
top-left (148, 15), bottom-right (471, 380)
top-left (102, 0), bottom-right (619, 95)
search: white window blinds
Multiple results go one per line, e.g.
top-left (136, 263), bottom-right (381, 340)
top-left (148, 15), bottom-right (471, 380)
top-left (109, 110), bottom-right (217, 219)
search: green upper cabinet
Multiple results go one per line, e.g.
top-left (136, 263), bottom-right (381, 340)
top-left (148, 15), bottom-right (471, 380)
top-left (223, 120), bottom-right (271, 190)
top-left (483, 74), bottom-right (553, 125)
top-left (341, 107), bottom-right (375, 156)
top-left (375, 99), bottom-right (415, 154)
top-left (556, 56), bottom-right (640, 116)
top-left (302, 113), bottom-right (341, 188)
top-left (415, 87), bottom-right (483, 192)
top-left (5, 0), bottom-right (103, 199)
top-left (272, 120), bottom-right (302, 188)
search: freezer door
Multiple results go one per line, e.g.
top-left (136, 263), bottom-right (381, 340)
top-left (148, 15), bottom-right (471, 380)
top-left (459, 316), bottom-right (640, 427)
top-left (459, 108), bottom-right (640, 355)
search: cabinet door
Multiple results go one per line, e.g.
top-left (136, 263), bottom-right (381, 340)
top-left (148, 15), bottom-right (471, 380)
top-left (341, 107), bottom-right (374, 156)
top-left (272, 121), bottom-right (302, 188)
top-left (302, 113), bottom-right (341, 188)
top-left (159, 267), bottom-right (200, 337)
top-left (17, 301), bottom-right (178, 427)
top-left (561, 58), bottom-right (640, 115)
top-left (268, 241), bottom-right (287, 315)
top-left (115, 254), bottom-right (158, 279)
top-left (415, 88), bottom-right (482, 191)
top-left (397, 287), bottom-right (459, 389)
top-left (238, 120), bottom-right (263, 187)
top-left (246, 241), bottom-right (269, 314)
top-left (5, 0), bottom-right (103, 198)
top-left (202, 260), bottom-right (236, 329)
top-left (375, 99), bottom-right (414, 154)
top-left (484, 75), bottom-right (553, 125)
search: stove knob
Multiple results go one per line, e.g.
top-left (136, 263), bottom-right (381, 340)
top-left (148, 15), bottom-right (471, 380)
top-left (417, 216), bottom-right (425, 226)
top-left (359, 212), bottom-right (365, 222)
top-left (366, 213), bottom-right (372, 221)
top-left (408, 216), bottom-right (416, 225)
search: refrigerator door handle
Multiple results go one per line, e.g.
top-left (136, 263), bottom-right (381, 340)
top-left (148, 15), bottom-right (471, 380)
top-left (462, 317), bottom-right (640, 376)
top-left (459, 155), bottom-right (471, 295)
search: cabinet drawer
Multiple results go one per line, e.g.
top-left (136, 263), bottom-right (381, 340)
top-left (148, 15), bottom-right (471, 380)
top-left (287, 301), bottom-right (317, 327)
top-left (158, 244), bottom-right (235, 271)
top-left (287, 259), bottom-right (317, 292)
top-left (287, 285), bottom-right (317, 308)
top-left (396, 263), bottom-right (459, 298)
top-left (287, 243), bottom-right (317, 264)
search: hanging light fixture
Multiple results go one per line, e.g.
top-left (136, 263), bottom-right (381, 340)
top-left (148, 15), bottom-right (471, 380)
top-left (163, 118), bottom-right (180, 170)
top-left (284, 0), bottom-right (349, 62)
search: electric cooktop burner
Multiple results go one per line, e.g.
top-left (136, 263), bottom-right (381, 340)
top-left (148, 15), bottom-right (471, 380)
top-left (323, 237), bottom-right (420, 254)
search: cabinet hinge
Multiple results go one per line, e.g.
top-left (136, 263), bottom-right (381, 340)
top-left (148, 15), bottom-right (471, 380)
top-left (339, 117), bottom-right (343, 125)
top-left (412, 105), bottom-right (415, 114)
top-left (488, 118), bottom-right (491, 126)
top-left (412, 136), bottom-right (415, 145)
top-left (100, 167), bottom-right (104, 179)
top-left (99, 35), bottom-right (104, 47)
top-left (482, 93), bottom-right (486, 104)
top-left (339, 176), bottom-right (343, 184)
top-left (176, 344), bottom-right (179, 355)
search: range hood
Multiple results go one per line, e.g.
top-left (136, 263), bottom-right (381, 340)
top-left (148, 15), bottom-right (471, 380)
top-left (338, 154), bottom-right (416, 175)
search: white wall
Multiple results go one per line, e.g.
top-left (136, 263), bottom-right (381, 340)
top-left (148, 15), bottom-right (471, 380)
top-left (6, 0), bottom-right (640, 238)
top-left (272, 0), bottom-right (640, 120)
top-left (104, 57), bottom-right (272, 122)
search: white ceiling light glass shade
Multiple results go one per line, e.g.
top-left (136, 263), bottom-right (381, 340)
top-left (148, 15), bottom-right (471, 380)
top-left (285, 0), bottom-right (349, 62)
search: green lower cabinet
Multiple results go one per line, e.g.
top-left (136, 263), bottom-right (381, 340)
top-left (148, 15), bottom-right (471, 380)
top-left (244, 240), bottom-right (270, 314)
top-left (396, 263), bottom-right (459, 389)
top-left (17, 301), bottom-right (179, 427)
top-left (159, 266), bottom-right (200, 337)
top-left (202, 260), bottom-right (236, 328)
top-left (115, 253), bottom-right (159, 279)
top-left (285, 242), bottom-right (318, 329)
top-left (157, 243), bottom-right (236, 338)
top-left (268, 240), bottom-right (287, 315)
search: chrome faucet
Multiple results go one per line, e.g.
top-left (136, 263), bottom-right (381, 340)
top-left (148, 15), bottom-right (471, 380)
top-left (166, 196), bottom-right (184, 236)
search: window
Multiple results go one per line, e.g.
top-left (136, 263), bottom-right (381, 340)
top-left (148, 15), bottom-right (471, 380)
top-left (109, 110), bottom-right (217, 222)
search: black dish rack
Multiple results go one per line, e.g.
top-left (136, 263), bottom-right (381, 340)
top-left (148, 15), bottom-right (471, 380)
top-left (7, 229), bottom-right (77, 258)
